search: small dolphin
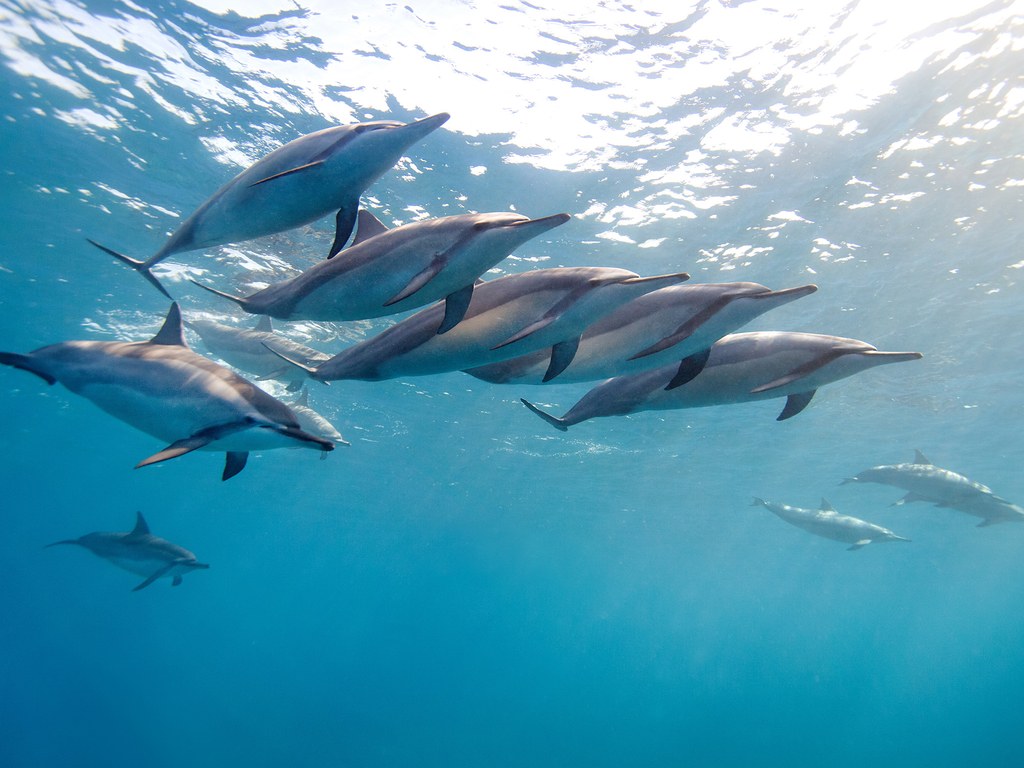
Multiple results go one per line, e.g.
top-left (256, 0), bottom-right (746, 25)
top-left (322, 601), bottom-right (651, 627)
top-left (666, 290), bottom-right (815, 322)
top-left (289, 388), bottom-right (349, 446)
top-left (191, 210), bottom-right (571, 332)
top-left (843, 450), bottom-right (1024, 526)
top-left (752, 497), bottom-right (910, 551)
top-left (185, 314), bottom-right (330, 391)
top-left (46, 512), bottom-right (209, 591)
top-left (465, 282), bottom-right (817, 385)
top-left (90, 113), bottom-right (450, 297)
top-left (0, 303), bottom-right (334, 479)
top-left (521, 331), bottom-right (922, 430)
top-left (272, 267), bottom-right (690, 383)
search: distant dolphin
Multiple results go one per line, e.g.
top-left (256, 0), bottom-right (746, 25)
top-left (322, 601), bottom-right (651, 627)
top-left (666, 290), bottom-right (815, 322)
top-left (521, 331), bottom-right (922, 430)
top-left (288, 388), bottom-right (349, 446)
top-left (752, 497), bottom-right (910, 551)
top-left (190, 209), bottom-right (570, 332)
top-left (843, 450), bottom-right (1024, 526)
top-left (272, 267), bottom-right (690, 383)
top-left (46, 512), bottom-right (209, 591)
top-left (185, 314), bottom-right (330, 391)
top-left (0, 303), bottom-right (334, 479)
top-left (89, 113), bottom-right (451, 297)
top-left (465, 282), bottom-right (817, 385)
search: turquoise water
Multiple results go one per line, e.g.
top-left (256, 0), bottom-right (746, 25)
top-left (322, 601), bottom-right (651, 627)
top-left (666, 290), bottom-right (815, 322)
top-left (2, 1), bottom-right (1023, 765)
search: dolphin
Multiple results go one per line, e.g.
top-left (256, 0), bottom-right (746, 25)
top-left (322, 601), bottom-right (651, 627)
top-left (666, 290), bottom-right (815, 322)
top-left (185, 314), bottom-right (331, 391)
top-left (521, 331), bottom-right (923, 430)
top-left (46, 512), bottom-right (209, 591)
top-left (0, 303), bottom-right (334, 479)
top-left (289, 388), bottom-right (349, 446)
top-left (89, 113), bottom-right (451, 297)
top-left (752, 497), bottom-right (910, 551)
top-left (842, 450), bottom-right (1024, 526)
top-left (189, 209), bottom-right (571, 331)
top-left (465, 282), bottom-right (818, 385)
top-left (272, 266), bottom-right (690, 383)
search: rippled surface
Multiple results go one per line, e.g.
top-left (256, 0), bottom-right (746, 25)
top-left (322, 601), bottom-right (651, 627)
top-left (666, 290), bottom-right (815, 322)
top-left (1, 1), bottom-right (1024, 766)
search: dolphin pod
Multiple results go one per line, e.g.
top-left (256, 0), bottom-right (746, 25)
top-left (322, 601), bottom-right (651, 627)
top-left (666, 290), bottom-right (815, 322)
top-left (0, 303), bottom-right (335, 480)
top-left (269, 266), bottom-right (691, 383)
top-left (90, 113), bottom-right (451, 298)
top-left (752, 497), bottom-right (910, 551)
top-left (520, 331), bottom-right (923, 430)
top-left (843, 450), bottom-right (1024, 526)
top-left (189, 209), bottom-right (571, 329)
top-left (46, 512), bottom-right (209, 591)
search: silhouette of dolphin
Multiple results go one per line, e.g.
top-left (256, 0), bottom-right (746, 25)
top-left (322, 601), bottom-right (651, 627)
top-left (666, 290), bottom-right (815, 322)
top-left (90, 113), bottom-right (450, 297)
top-left (752, 497), bottom-right (910, 551)
top-left (0, 303), bottom-right (334, 479)
top-left (47, 512), bottom-right (209, 591)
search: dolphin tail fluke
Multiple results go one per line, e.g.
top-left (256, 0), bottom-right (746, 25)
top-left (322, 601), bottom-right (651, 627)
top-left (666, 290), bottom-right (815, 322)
top-left (88, 239), bottom-right (172, 299)
top-left (0, 352), bottom-right (56, 385)
top-left (44, 539), bottom-right (80, 548)
top-left (188, 279), bottom-right (251, 311)
top-left (751, 497), bottom-right (767, 507)
top-left (520, 399), bottom-right (569, 432)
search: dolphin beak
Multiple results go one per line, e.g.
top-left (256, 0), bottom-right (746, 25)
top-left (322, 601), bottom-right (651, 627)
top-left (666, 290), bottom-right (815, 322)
top-left (766, 284), bottom-right (818, 300)
top-left (404, 112), bottom-right (451, 139)
top-left (619, 271), bottom-right (691, 286)
top-left (511, 213), bottom-right (572, 231)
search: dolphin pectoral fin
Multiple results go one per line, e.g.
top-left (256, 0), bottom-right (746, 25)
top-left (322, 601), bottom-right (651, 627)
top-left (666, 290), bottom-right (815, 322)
top-left (0, 352), bottom-right (56, 385)
top-left (327, 204), bottom-right (359, 259)
top-left (750, 351), bottom-right (846, 394)
top-left (630, 298), bottom-right (733, 360)
top-left (493, 315), bottom-right (558, 350)
top-left (132, 562), bottom-right (178, 592)
top-left (223, 451), bottom-right (249, 481)
top-left (88, 239), bottom-right (172, 299)
top-left (520, 399), bottom-right (569, 432)
top-left (249, 160), bottom-right (325, 187)
top-left (664, 348), bottom-right (712, 390)
top-left (543, 337), bottom-right (581, 382)
top-left (437, 283), bottom-right (474, 335)
top-left (136, 421), bottom-right (256, 469)
top-left (847, 539), bottom-right (872, 551)
top-left (384, 256), bottom-right (446, 306)
top-left (776, 390), bottom-right (815, 421)
top-left (172, 575), bottom-right (183, 586)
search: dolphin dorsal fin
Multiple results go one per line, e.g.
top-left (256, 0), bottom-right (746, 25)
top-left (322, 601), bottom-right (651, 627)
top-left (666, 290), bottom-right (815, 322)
top-left (255, 315), bottom-right (274, 333)
top-left (295, 388), bottom-right (309, 407)
top-left (351, 210), bottom-right (389, 246)
top-left (819, 499), bottom-right (836, 512)
top-left (150, 303), bottom-right (187, 346)
top-left (131, 511), bottom-right (151, 537)
top-left (913, 449), bottom-right (930, 465)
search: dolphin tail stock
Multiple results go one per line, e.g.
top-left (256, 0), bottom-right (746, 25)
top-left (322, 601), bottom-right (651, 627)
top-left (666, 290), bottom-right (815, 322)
top-left (520, 398), bottom-right (569, 432)
top-left (0, 352), bottom-right (56, 385)
top-left (188, 279), bottom-right (252, 312)
top-left (87, 239), bottom-right (172, 300)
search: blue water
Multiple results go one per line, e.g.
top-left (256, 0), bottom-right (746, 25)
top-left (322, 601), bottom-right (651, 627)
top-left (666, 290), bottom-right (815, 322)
top-left (2, 1), bottom-right (1024, 765)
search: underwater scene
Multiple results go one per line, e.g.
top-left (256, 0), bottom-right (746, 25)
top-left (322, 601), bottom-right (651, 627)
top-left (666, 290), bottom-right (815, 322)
top-left (1, 0), bottom-right (1023, 765)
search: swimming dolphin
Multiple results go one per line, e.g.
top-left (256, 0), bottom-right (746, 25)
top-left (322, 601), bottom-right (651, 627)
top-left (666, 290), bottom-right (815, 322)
top-left (185, 314), bottom-right (331, 391)
top-left (0, 303), bottom-right (334, 479)
top-left (89, 113), bottom-right (451, 297)
top-left (289, 388), bottom-right (349, 446)
top-left (752, 497), bottom-right (910, 551)
top-left (521, 331), bottom-right (922, 430)
top-left (272, 267), bottom-right (690, 382)
top-left (190, 209), bottom-right (570, 331)
top-left (842, 450), bottom-right (1024, 526)
top-left (46, 512), bottom-right (209, 591)
top-left (465, 282), bottom-right (818, 385)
